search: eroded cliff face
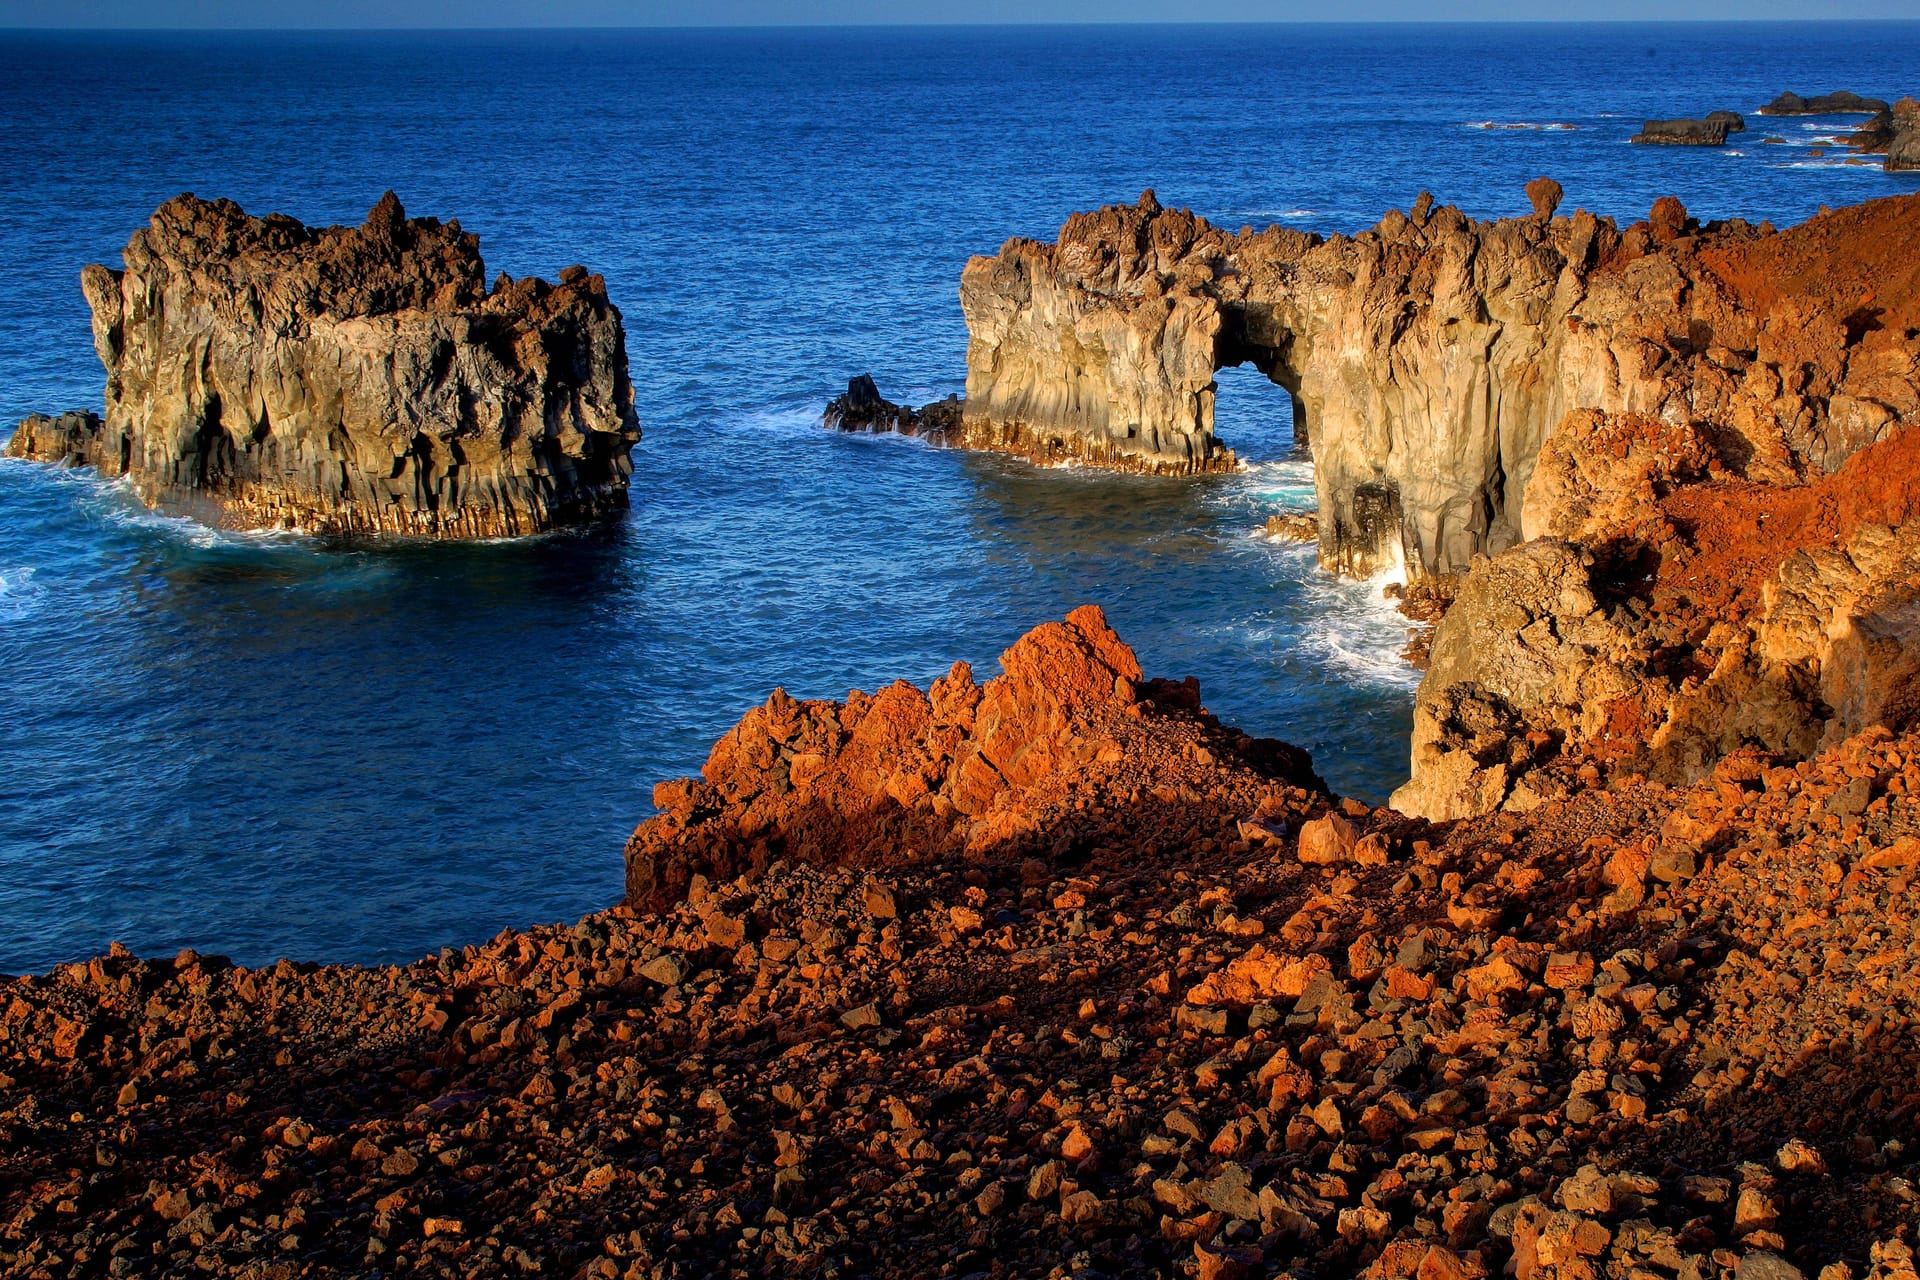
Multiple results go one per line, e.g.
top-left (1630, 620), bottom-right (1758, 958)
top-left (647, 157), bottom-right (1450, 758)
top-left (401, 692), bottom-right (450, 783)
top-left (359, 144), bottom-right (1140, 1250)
top-left (961, 188), bottom-right (1920, 579)
top-left (4, 193), bottom-right (641, 538)
top-left (1396, 394), bottom-right (1920, 820)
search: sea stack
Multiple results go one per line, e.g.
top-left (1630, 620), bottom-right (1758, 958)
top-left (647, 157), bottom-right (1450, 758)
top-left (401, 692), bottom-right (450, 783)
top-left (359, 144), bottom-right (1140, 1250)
top-left (3, 193), bottom-right (641, 538)
top-left (957, 186), bottom-right (1916, 580)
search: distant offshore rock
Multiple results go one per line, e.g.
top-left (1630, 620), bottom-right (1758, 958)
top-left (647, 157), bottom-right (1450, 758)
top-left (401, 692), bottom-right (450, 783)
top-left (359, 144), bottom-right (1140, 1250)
top-left (1849, 97), bottom-right (1920, 171)
top-left (1630, 113), bottom-right (1741, 145)
top-left (3, 193), bottom-right (641, 538)
top-left (1758, 90), bottom-right (1889, 116)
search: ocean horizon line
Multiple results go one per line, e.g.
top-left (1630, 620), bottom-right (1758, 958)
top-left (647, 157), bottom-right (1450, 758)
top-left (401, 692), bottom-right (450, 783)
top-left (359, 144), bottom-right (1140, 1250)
top-left (6, 16), bottom-right (1920, 33)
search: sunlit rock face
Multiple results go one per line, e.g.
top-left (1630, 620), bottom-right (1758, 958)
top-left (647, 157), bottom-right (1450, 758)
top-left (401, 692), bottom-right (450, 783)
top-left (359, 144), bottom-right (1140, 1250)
top-left (6, 192), bottom-right (641, 538)
top-left (959, 188), bottom-right (1920, 579)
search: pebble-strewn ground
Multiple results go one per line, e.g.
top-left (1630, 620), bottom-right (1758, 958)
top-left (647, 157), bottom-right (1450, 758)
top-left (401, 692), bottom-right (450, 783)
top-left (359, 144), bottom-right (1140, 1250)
top-left (3, 609), bottom-right (1917, 1280)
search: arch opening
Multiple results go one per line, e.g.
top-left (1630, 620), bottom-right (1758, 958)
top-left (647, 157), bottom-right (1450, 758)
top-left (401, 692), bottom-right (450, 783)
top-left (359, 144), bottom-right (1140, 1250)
top-left (1212, 309), bottom-right (1309, 460)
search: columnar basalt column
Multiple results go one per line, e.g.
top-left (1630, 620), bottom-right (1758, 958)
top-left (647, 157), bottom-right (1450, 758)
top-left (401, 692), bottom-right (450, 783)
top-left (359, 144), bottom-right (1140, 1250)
top-left (6, 192), bottom-right (642, 538)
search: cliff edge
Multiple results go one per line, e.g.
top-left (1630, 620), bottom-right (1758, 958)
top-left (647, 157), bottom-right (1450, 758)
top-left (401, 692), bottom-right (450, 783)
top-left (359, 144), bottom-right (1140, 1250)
top-left (959, 188), bottom-right (1920, 579)
top-left (1393, 194), bottom-right (1920, 819)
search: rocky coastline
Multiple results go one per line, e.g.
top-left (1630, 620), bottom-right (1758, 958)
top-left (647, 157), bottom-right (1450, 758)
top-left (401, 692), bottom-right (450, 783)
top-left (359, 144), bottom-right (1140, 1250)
top-left (2, 194), bottom-right (642, 539)
top-left (1633, 91), bottom-right (1918, 172)
top-left (5, 606), bottom-right (1919, 1280)
top-left (4, 185), bottom-right (1920, 1280)
top-left (954, 186), bottom-right (1916, 582)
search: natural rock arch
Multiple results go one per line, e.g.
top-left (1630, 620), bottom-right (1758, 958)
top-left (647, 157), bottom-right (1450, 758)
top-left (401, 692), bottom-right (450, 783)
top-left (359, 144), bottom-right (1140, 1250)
top-left (957, 187), bottom-right (1904, 580)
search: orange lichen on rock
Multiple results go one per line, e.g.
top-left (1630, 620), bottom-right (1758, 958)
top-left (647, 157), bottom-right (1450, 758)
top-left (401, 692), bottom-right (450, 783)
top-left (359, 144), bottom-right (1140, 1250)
top-left (1399, 196), bottom-right (1920, 821)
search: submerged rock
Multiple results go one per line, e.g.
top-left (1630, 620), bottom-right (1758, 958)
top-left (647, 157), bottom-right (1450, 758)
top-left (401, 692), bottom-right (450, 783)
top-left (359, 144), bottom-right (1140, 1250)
top-left (3, 193), bottom-right (641, 538)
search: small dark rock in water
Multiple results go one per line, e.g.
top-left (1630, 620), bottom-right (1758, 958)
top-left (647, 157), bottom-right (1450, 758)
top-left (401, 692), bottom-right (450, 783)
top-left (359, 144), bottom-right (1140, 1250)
top-left (1630, 117), bottom-right (1730, 146)
top-left (822, 375), bottom-right (963, 442)
top-left (1758, 89), bottom-right (1890, 116)
top-left (1705, 109), bottom-right (1746, 132)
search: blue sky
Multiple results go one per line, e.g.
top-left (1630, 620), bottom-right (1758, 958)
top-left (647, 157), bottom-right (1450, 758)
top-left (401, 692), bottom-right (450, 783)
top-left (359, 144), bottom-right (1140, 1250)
top-left (2, 0), bottom-right (1915, 26)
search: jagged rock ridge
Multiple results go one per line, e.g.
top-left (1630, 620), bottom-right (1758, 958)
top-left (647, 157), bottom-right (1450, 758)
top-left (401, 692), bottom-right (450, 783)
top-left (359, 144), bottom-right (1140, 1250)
top-left (4, 193), bottom-right (641, 538)
top-left (625, 604), bottom-right (1324, 909)
top-left (959, 188), bottom-right (1920, 579)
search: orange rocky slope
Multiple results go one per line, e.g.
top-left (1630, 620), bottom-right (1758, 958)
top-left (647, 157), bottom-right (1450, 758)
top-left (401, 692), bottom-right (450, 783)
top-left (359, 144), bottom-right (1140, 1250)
top-left (1391, 194), bottom-right (1920, 823)
top-left (4, 609), bottom-right (1920, 1280)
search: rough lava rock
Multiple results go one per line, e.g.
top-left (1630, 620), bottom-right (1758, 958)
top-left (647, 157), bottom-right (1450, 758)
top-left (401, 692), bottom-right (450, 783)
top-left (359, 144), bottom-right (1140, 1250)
top-left (821, 374), bottom-right (964, 441)
top-left (1393, 193), bottom-right (1920, 817)
top-left (7, 619), bottom-right (1920, 1279)
top-left (3, 193), bottom-right (641, 538)
top-left (625, 605), bottom-right (1324, 909)
top-left (1630, 118), bottom-right (1731, 146)
top-left (1758, 90), bottom-right (1890, 116)
top-left (958, 186), bottom-right (1918, 579)
top-left (1849, 98), bottom-right (1920, 171)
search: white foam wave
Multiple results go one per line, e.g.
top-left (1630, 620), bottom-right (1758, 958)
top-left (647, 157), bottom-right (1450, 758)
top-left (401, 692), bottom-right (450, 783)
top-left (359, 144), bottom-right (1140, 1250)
top-left (1233, 458), bottom-right (1316, 505)
top-left (1465, 120), bottom-right (1577, 132)
top-left (1772, 160), bottom-right (1885, 172)
top-left (85, 488), bottom-right (305, 551)
top-left (0, 566), bottom-right (46, 620)
top-left (739, 403), bottom-right (836, 440)
top-left (1296, 565), bottom-right (1425, 691)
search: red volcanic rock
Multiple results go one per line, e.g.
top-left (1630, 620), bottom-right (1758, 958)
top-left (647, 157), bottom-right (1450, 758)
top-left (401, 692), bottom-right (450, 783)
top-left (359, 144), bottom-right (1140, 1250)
top-left (1397, 192), bottom-right (1920, 820)
top-left (625, 605), bottom-right (1323, 908)
top-left (5, 615), bottom-right (1920, 1278)
top-left (1526, 175), bottom-right (1564, 218)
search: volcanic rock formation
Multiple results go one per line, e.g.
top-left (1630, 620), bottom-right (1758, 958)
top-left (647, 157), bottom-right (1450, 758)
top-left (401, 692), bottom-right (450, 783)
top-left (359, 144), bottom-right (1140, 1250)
top-left (1849, 97), bottom-right (1920, 171)
top-left (3, 193), bottom-right (641, 538)
top-left (821, 374), bottom-right (963, 441)
top-left (1758, 90), bottom-right (1890, 116)
top-left (1391, 194), bottom-right (1920, 820)
top-left (959, 187), bottom-right (1920, 580)
top-left (7, 608), bottom-right (1920, 1279)
top-left (626, 604), bottom-right (1324, 910)
top-left (1630, 118), bottom-right (1731, 146)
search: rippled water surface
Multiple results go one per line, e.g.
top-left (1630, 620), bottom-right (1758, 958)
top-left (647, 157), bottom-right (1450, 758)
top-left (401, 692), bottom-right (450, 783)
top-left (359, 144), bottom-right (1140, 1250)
top-left (2, 22), bottom-right (1916, 971)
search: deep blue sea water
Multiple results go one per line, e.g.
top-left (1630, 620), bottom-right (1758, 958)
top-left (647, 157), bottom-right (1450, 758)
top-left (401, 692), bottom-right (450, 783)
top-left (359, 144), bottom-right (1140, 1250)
top-left (1, 23), bottom-right (1916, 973)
